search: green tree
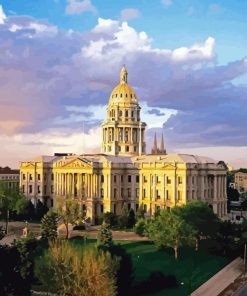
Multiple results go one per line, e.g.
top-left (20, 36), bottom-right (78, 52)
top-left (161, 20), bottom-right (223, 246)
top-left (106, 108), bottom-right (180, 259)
top-left (41, 209), bottom-right (59, 242)
top-left (97, 222), bottom-right (113, 248)
top-left (179, 201), bottom-right (220, 251)
top-left (36, 240), bottom-right (119, 296)
top-left (134, 218), bottom-right (147, 237)
top-left (57, 199), bottom-right (81, 239)
top-left (118, 204), bottom-right (129, 228)
top-left (13, 233), bottom-right (38, 284)
top-left (0, 184), bottom-right (28, 234)
top-left (35, 199), bottom-right (48, 221)
top-left (128, 209), bottom-right (136, 228)
top-left (136, 203), bottom-right (145, 220)
top-left (147, 208), bottom-right (196, 260)
top-left (101, 212), bottom-right (118, 227)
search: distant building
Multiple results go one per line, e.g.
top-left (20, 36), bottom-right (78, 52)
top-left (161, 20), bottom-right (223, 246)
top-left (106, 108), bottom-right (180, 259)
top-left (0, 166), bottom-right (20, 191)
top-left (235, 172), bottom-right (247, 193)
top-left (20, 66), bottom-right (228, 222)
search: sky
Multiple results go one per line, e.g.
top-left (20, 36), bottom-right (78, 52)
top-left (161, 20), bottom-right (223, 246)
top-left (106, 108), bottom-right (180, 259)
top-left (0, 0), bottom-right (246, 169)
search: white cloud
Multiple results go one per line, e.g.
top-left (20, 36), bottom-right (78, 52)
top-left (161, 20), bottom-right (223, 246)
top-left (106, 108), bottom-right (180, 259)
top-left (161, 0), bottom-right (173, 7)
top-left (65, 0), bottom-right (97, 15)
top-left (0, 5), bottom-right (7, 25)
top-left (120, 8), bottom-right (141, 21)
top-left (171, 37), bottom-right (215, 61)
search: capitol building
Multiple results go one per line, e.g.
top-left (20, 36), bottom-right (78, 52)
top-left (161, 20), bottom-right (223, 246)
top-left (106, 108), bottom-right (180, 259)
top-left (20, 66), bottom-right (228, 222)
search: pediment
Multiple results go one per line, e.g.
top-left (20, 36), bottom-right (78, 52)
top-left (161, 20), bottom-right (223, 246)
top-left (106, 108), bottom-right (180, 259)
top-left (59, 158), bottom-right (92, 169)
top-left (162, 163), bottom-right (176, 170)
top-left (23, 163), bottom-right (35, 168)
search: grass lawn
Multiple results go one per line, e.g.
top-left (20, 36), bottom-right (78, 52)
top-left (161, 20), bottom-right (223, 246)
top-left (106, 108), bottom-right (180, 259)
top-left (69, 237), bottom-right (231, 296)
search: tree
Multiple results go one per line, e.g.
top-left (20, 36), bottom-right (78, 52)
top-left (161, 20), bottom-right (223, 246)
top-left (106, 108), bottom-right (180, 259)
top-left (41, 209), bottom-right (59, 242)
top-left (35, 240), bottom-right (119, 296)
top-left (118, 204), bottom-right (129, 229)
top-left (57, 199), bottom-right (81, 239)
top-left (97, 222), bottom-right (113, 248)
top-left (178, 201), bottom-right (220, 251)
top-left (134, 218), bottom-right (147, 237)
top-left (101, 212), bottom-right (118, 227)
top-left (0, 184), bottom-right (28, 234)
top-left (136, 204), bottom-right (145, 220)
top-left (147, 209), bottom-right (196, 260)
top-left (128, 209), bottom-right (136, 228)
top-left (34, 199), bottom-right (48, 221)
top-left (13, 234), bottom-right (38, 285)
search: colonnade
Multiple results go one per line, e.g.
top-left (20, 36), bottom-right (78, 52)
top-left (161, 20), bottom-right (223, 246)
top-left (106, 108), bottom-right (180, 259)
top-left (54, 172), bottom-right (101, 199)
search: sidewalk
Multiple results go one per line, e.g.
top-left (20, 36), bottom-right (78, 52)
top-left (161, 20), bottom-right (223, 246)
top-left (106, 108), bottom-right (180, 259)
top-left (191, 257), bottom-right (244, 296)
top-left (0, 234), bottom-right (17, 245)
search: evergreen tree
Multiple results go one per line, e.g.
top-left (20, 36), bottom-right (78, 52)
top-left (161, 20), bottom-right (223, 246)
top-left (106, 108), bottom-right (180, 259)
top-left (41, 209), bottom-right (59, 242)
top-left (128, 209), bottom-right (136, 228)
top-left (118, 204), bottom-right (129, 228)
top-left (136, 203), bottom-right (145, 220)
top-left (97, 222), bottom-right (113, 248)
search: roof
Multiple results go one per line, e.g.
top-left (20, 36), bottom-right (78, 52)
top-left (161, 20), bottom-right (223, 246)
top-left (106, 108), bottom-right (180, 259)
top-left (132, 153), bottom-right (219, 164)
top-left (0, 167), bottom-right (19, 174)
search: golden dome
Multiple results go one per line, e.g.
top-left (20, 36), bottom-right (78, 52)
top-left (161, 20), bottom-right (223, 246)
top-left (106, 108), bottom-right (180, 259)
top-left (109, 66), bottom-right (138, 106)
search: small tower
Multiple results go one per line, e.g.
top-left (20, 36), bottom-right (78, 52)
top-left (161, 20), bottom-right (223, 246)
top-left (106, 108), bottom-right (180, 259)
top-left (151, 132), bottom-right (158, 154)
top-left (160, 133), bottom-right (166, 154)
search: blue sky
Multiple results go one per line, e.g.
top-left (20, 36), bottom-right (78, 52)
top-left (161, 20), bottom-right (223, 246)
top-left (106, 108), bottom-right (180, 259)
top-left (2, 0), bottom-right (247, 64)
top-left (0, 0), bottom-right (246, 168)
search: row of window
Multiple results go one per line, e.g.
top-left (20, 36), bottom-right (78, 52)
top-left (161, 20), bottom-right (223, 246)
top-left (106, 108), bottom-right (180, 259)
top-left (22, 184), bottom-right (54, 195)
top-left (0, 176), bottom-right (19, 180)
top-left (22, 173), bottom-right (54, 181)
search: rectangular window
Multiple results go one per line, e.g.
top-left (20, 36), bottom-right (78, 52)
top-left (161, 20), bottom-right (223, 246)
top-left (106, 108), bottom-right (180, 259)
top-left (136, 188), bottom-right (139, 198)
top-left (114, 175), bottom-right (117, 183)
top-left (51, 185), bottom-right (54, 194)
top-left (156, 190), bottom-right (160, 199)
top-left (37, 174), bottom-right (41, 181)
top-left (128, 188), bottom-right (131, 198)
top-left (156, 176), bottom-right (160, 183)
top-left (126, 146), bottom-right (129, 152)
top-left (29, 185), bottom-right (32, 194)
top-left (44, 185), bottom-right (47, 195)
top-left (23, 174), bottom-right (26, 180)
top-left (143, 176), bottom-right (147, 183)
top-left (136, 175), bottom-right (139, 183)
top-left (167, 177), bottom-right (171, 184)
top-left (121, 175), bottom-right (124, 183)
top-left (121, 188), bottom-right (124, 198)
top-left (143, 189), bottom-right (146, 198)
top-left (101, 188), bottom-right (104, 198)
top-left (128, 203), bottom-right (131, 211)
top-left (114, 204), bottom-right (116, 214)
top-left (22, 185), bottom-right (25, 193)
top-left (101, 204), bottom-right (104, 213)
top-left (51, 173), bottom-right (54, 181)
top-left (128, 175), bottom-right (131, 182)
top-left (29, 174), bottom-right (32, 181)
top-left (38, 185), bottom-right (41, 194)
top-left (101, 175), bottom-right (104, 183)
top-left (178, 176), bottom-right (182, 184)
top-left (114, 188), bottom-right (117, 199)
top-left (166, 190), bottom-right (170, 200)
top-left (178, 190), bottom-right (181, 201)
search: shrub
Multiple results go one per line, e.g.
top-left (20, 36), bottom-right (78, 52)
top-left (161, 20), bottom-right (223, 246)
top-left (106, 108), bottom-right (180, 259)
top-left (97, 222), bottom-right (113, 248)
top-left (134, 219), bottom-right (146, 237)
top-left (102, 212), bottom-right (118, 227)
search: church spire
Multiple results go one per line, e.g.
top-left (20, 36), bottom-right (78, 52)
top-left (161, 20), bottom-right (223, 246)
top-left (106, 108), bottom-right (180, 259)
top-left (151, 132), bottom-right (158, 154)
top-left (120, 65), bottom-right (128, 84)
top-left (160, 133), bottom-right (166, 154)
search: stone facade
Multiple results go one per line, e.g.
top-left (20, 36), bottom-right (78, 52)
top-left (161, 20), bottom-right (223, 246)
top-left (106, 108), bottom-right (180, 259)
top-left (19, 66), bottom-right (228, 221)
top-left (0, 166), bottom-right (19, 191)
